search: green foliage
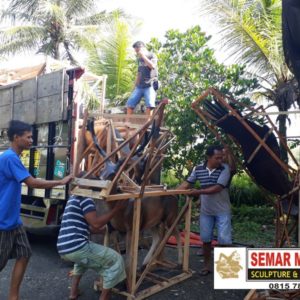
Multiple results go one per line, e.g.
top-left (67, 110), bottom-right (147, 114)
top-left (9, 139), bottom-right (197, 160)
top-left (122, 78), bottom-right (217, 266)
top-left (199, 0), bottom-right (284, 80)
top-left (230, 173), bottom-right (274, 206)
top-left (148, 26), bottom-right (258, 180)
top-left (0, 0), bottom-right (122, 64)
top-left (161, 169), bottom-right (180, 188)
top-left (199, 0), bottom-right (300, 162)
top-left (232, 204), bottom-right (275, 225)
top-left (85, 13), bottom-right (136, 103)
top-left (232, 204), bottom-right (276, 246)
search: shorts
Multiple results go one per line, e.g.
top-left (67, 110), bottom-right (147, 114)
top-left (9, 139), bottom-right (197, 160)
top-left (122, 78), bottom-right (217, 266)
top-left (61, 242), bottom-right (126, 289)
top-left (199, 212), bottom-right (232, 245)
top-left (126, 86), bottom-right (156, 108)
top-left (0, 225), bottom-right (32, 271)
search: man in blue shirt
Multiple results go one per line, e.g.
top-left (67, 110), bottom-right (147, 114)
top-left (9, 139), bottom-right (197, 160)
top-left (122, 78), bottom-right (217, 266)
top-left (0, 120), bottom-right (73, 300)
top-left (178, 145), bottom-right (232, 276)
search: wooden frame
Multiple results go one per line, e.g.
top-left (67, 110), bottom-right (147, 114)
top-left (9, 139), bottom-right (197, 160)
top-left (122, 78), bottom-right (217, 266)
top-left (192, 88), bottom-right (300, 300)
top-left (71, 100), bottom-right (194, 299)
top-left (191, 87), bottom-right (299, 247)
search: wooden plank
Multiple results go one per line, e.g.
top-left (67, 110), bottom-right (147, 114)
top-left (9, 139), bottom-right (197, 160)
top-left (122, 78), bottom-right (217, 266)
top-left (128, 198), bottom-right (142, 296)
top-left (106, 189), bottom-right (195, 201)
top-left (244, 289), bottom-right (258, 300)
top-left (134, 200), bottom-right (191, 292)
top-left (120, 172), bottom-right (140, 189)
top-left (84, 117), bottom-right (153, 179)
top-left (70, 186), bottom-right (103, 199)
top-left (247, 128), bottom-right (274, 164)
top-left (183, 196), bottom-right (192, 272)
top-left (73, 178), bottom-right (111, 189)
top-left (134, 272), bottom-right (192, 300)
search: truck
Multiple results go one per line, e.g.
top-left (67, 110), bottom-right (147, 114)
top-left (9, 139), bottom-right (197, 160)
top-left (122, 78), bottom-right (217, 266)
top-left (0, 66), bottom-right (106, 233)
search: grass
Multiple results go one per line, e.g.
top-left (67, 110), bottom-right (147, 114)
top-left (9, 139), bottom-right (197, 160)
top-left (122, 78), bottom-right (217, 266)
top-left (188, 204), bottom-right (277, 247)
top-left (162, 169), bottom-right (279, 247)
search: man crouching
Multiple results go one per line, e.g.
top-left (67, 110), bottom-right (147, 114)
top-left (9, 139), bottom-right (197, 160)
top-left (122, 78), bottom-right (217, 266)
top-left (57, 194), bottom-right (126, 300)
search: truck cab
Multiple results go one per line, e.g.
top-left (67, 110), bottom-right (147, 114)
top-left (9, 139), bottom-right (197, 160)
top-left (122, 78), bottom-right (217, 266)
top-left (0, 67), bottom-right (90, 233)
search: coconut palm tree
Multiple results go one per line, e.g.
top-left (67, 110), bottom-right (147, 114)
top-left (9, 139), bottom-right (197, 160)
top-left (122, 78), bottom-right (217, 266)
top-left (84, 13), bottom-right (137, 104)
top-left (0, 0), bottom-right (123, 65)
top-left (199, 0), bottom-right (300, 162)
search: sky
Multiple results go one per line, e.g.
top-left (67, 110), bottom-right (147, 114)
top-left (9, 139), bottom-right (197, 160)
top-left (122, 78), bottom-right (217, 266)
top-left (0, 0), bottom-right (299, 141)
top-left (0, 0), bottom-right (204, 68)
top-left (0, 0), bottom-right (207, 68)
top-left (102, 0), bottom-right (202, 42)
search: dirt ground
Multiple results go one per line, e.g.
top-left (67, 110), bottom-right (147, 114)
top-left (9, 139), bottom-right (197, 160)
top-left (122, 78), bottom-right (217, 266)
top-left (0, 235), bottom-right (248, 300)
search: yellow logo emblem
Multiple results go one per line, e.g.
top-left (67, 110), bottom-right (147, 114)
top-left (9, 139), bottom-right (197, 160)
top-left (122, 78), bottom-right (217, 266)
top-left (215, 250), bottom-right (243, 278)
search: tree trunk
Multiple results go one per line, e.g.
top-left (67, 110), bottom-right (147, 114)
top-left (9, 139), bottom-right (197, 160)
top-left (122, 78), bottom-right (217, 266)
top-left (54, 42), bottom-right (60, 60)
top-left (277, 113), bottom-right (288, 163)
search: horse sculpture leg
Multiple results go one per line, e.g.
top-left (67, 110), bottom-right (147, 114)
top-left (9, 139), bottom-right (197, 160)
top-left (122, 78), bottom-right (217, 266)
top-left (125, 230), bottom-right (132, 289)
top-left (173, 226), bottom-right (183, 266)
top-left (141, 225), bottom-right (183, 269)
top-left (141, 226), bottom-right (162, 267)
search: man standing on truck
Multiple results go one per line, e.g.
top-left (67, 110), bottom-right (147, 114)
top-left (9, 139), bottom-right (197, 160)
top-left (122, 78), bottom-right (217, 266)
top-left (0, 120), bottom-right (73, 300)
top-left (126, 41), bottom-right (158, 116)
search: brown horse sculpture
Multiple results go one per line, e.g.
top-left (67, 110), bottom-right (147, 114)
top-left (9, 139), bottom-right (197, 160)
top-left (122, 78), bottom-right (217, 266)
top-left (76, 118), bottom-right (182, 270)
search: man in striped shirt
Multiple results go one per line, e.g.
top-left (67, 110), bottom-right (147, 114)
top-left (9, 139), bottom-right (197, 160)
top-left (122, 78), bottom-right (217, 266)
top-left (57, 195), bottom-right (126, 300)
top-left (178, 145), bottom-right (232, 276)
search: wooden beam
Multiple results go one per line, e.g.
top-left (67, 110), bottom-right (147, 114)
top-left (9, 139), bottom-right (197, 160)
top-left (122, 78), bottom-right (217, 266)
top-left (72, 178), bottom-right (111, 189)
top-left (244, 289), bottom-right (258, 300)
top-left (70, 186), bottom-right (103, 199)
top-left (183, 196), bottom-right (192, 272)
top-left (134, 272), bottom-right (192, 300)
top-left (134, 200), bottom-right (190, 292)
top-left (106, 189), bottom-right (195, 201)
top-left (128, 197), bottom-right (142, 296)
top-left (247, 128), bottom-right (274, 164)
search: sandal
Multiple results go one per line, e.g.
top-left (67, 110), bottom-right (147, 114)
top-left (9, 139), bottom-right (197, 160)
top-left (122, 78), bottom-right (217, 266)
top-left (68, 289), bottom-right (82, 300)
top-left (196, 249), bottom-right (204, 256)
top-left (199, 269), bottom-right (211, 276)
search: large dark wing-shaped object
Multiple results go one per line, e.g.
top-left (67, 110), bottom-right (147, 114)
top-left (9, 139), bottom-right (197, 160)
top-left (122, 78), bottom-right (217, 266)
top-left (282, 0), bottom-right (300, 84)
top-left (202, 100), bottom-right (293, 196)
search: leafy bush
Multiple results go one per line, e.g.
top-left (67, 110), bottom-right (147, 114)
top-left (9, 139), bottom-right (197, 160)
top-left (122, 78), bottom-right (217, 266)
top-left (230, 173), bottom-right (274, 206)
top-left (232, 205), bottom-right (276, 246)
top-left (232, 205), bottom-right (275, 225)
top-left (161, 169), bottom-right (180, 188)
top-left (148, 26), bottom-right (258, 180)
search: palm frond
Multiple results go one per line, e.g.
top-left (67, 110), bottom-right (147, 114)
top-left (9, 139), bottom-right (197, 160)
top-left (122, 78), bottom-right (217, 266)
top-left (75, 9), bottom-right (126, 26)
top-left (86, 16), bottom-right (135, 101)
top-left (199, 0), bottom-right (287, 82)
top-left (64, 0), bottom-right (95, 19)
top-left (5, 0), bottom-right (42, 17)
top-left (0, 25), bottom-right (43, 56)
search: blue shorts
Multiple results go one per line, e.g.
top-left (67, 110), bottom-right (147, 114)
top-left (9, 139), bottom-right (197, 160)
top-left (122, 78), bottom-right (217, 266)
top-left (199, 212), bottom-right (232, 245)
top-left (126, 86), bottom-right (156, 108)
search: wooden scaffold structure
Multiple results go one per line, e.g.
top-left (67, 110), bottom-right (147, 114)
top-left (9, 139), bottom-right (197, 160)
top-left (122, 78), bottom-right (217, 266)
top-left (191, 87), bottom-right (300, 300)
top-left (70, 99), bottom-right (194, 300)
